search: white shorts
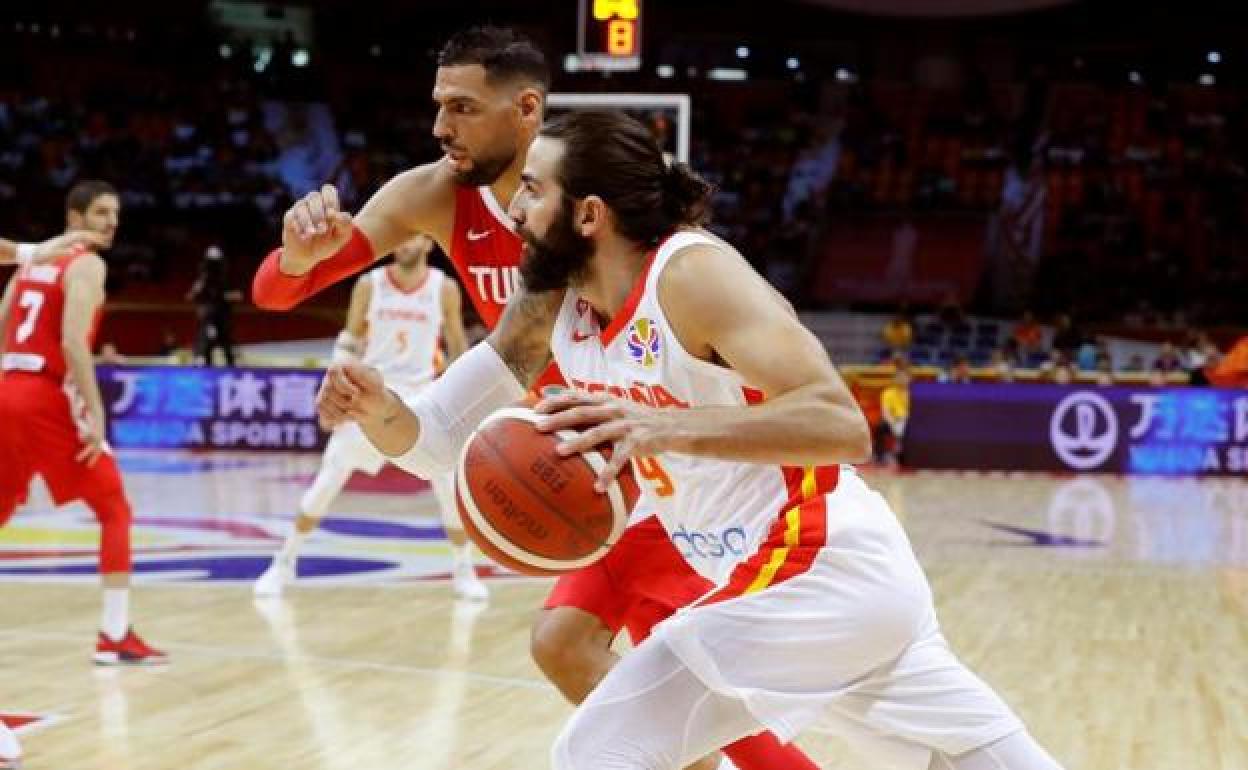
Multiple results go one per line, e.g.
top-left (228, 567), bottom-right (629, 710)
top-left (654, 472), bottom-right (1023, 760)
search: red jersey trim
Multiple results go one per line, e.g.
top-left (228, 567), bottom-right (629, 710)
top-left (478, 186), bottom-right (517, 233)
top-left (696, 464), bottom-right (840, 605)
top-left (599, 249), bottom-right (658, 347)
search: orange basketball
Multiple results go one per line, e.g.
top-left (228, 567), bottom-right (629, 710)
top-left (455, 407), bottom-right (637, 576)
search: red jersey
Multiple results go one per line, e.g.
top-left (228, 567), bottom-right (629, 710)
top-left (449, 185), bottom-right (524, 328)
top-left (2, 247), bottom-right (101, 383)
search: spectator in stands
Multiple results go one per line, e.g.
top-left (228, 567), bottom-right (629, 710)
top-left (1094, 354), bottom-right (1114, 386)
top-left (1051, 313), bottom-right (1083, 359)
top-left (1011, 310), bottom-right (1044, 357)
top-left (942, 354), bottom-right (973, 384)
top-left (1051, 361), bottom-right (1076, 385)
top-left (876, 368), bottom-right (910, 467)
top-left (989, 349), bottom-right (1016, 382)
top-left (1152, 342), bottom-right (1184, 376)
top-left (1124, 354), bottom-right (1147, 373)
top-left (881, 309), bottom-right (913, 354)
top-left (187, 245), bottom-right (242, 367)
top-left (937, 291), bottom-right (968, 332)
top-left (156, 329), bottom-right (180, 358)
top-left (1182, 331), bottom-right (1220, 386)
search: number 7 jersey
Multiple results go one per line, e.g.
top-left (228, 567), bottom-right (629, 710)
top-left (1, 246), bottom-right (100, 382)
top-left (548, 231), bottom-right (842, 584)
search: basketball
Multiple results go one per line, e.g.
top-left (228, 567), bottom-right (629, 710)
top-left (455, 406), bottom-right (637, 576)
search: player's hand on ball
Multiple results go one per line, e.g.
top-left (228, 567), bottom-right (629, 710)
top-left (535, 391), bottom-right (671, 493)
top-left (280, 183), bottom-right (354, 275)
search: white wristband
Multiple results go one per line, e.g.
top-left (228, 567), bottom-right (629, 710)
top-left (331, 331), bottom-right (363, 364)
top-left (388, 341), bottom-right (527, 478)
top-left (15, 243), bottom-right (36, 266)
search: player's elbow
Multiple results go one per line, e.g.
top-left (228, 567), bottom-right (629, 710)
top-left (814, 385), bottom-right (872, 464)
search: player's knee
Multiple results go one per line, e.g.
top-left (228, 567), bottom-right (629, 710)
top-left (530, 609), bottom-right (605, 678)
top-left (530, 612), bottom-right (580, 678)
top-left (551, 716), bottom-right (664, 770)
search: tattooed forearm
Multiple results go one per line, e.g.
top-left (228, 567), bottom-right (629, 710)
top-left (486, 287), bottom-right (561, 388)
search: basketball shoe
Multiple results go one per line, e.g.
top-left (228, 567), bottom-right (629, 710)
top-left (451, 556), bottom-right (488, 602)
top-left (94, 627), bottom-right (168, 665)
top-left (0, 719), bottom-right (20, 770)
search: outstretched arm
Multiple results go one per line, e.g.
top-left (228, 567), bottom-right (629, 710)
top-left (317, 287), bottom-right (562, 472)
top-left (0, 231), bottom-right (110, 266)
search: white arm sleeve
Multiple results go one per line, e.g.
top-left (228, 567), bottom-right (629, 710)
top-left (386, 341), bottom-right (527, 478)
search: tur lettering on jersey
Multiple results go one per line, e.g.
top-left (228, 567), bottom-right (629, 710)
top-left (449, 185), bottom-right (523, 328)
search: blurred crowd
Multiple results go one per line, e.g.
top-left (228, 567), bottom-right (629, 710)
top-left (2, 14), bottom-right (1247, 359)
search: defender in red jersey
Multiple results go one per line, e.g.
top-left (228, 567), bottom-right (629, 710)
top-left (0, 181), bottom-right (166, 666)
top-left (251, 28), bottom-right (818, 770)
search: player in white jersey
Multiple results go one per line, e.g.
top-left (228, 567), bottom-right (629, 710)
top-left (318, 111), bottom-right (1066, 770)
top-left (255, 234), bottom-right (487, 601)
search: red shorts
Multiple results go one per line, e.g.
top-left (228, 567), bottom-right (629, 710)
top-left (0, 373), bottom-right (125, 511)
top-left (543, 515), bottom-right (712, 644)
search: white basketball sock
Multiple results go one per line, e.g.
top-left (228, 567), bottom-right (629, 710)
top-left (101, 588), bottom-right (129, 641)
top-left (452, 542), bottom-right (474, 568)
top-left (280, 530), bottom-right (308, 561)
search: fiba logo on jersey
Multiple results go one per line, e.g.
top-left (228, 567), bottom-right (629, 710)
top-left (626, 318), bottom-right (661, 368)
top-left (1049, 391), bottom-right (1119, 470)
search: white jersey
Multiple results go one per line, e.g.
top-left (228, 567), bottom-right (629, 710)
top-left (549, 233), bottom-right (1025, 761)
top-left (362, 266), bottom-right (445, 393)
top-left (549, 231), bottom-right (842, 584)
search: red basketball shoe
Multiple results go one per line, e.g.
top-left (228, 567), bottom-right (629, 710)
top-left (93, 628), bottom-right (168, 665)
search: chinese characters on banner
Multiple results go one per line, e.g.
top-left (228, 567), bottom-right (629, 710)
top-left (904, 383), bottom-right (1248, 476)
top-left (99, 366), bottom-right (328, 451)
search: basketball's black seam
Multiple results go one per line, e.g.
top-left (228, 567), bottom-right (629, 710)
top-left (475, 426), bottom-right (613, 556)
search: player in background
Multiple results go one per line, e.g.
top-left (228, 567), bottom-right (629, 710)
top-left (254, 233), bottom-right (485, 600)
top-left (251, 27), bottom-right (820, 770)
top-left (0, 180), bottom-right (167, 666)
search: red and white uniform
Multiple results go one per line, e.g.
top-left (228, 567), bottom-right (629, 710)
top-left (451, 185), bottom-right (708, 641)
top-left (548, 231), bottom-right (1024, 759)
top-left (0, 248), bottom-right (132, 574)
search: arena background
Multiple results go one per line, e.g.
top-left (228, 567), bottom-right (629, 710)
top-left (2, 2), bottom-right (1247, 769)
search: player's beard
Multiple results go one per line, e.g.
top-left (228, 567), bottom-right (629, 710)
top-left (518, 199), bottom-right (594, 292)
top-left (449, 144), bottom-right (516, 187)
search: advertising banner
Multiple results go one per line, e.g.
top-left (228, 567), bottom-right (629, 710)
top-left (905, 382), bottom-right (1248, 475)
top-left (99, 365), bottom-right (328, 451)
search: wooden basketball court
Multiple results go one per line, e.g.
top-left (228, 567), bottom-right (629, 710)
top-left (1, 451), bottom-right (1245, 769)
